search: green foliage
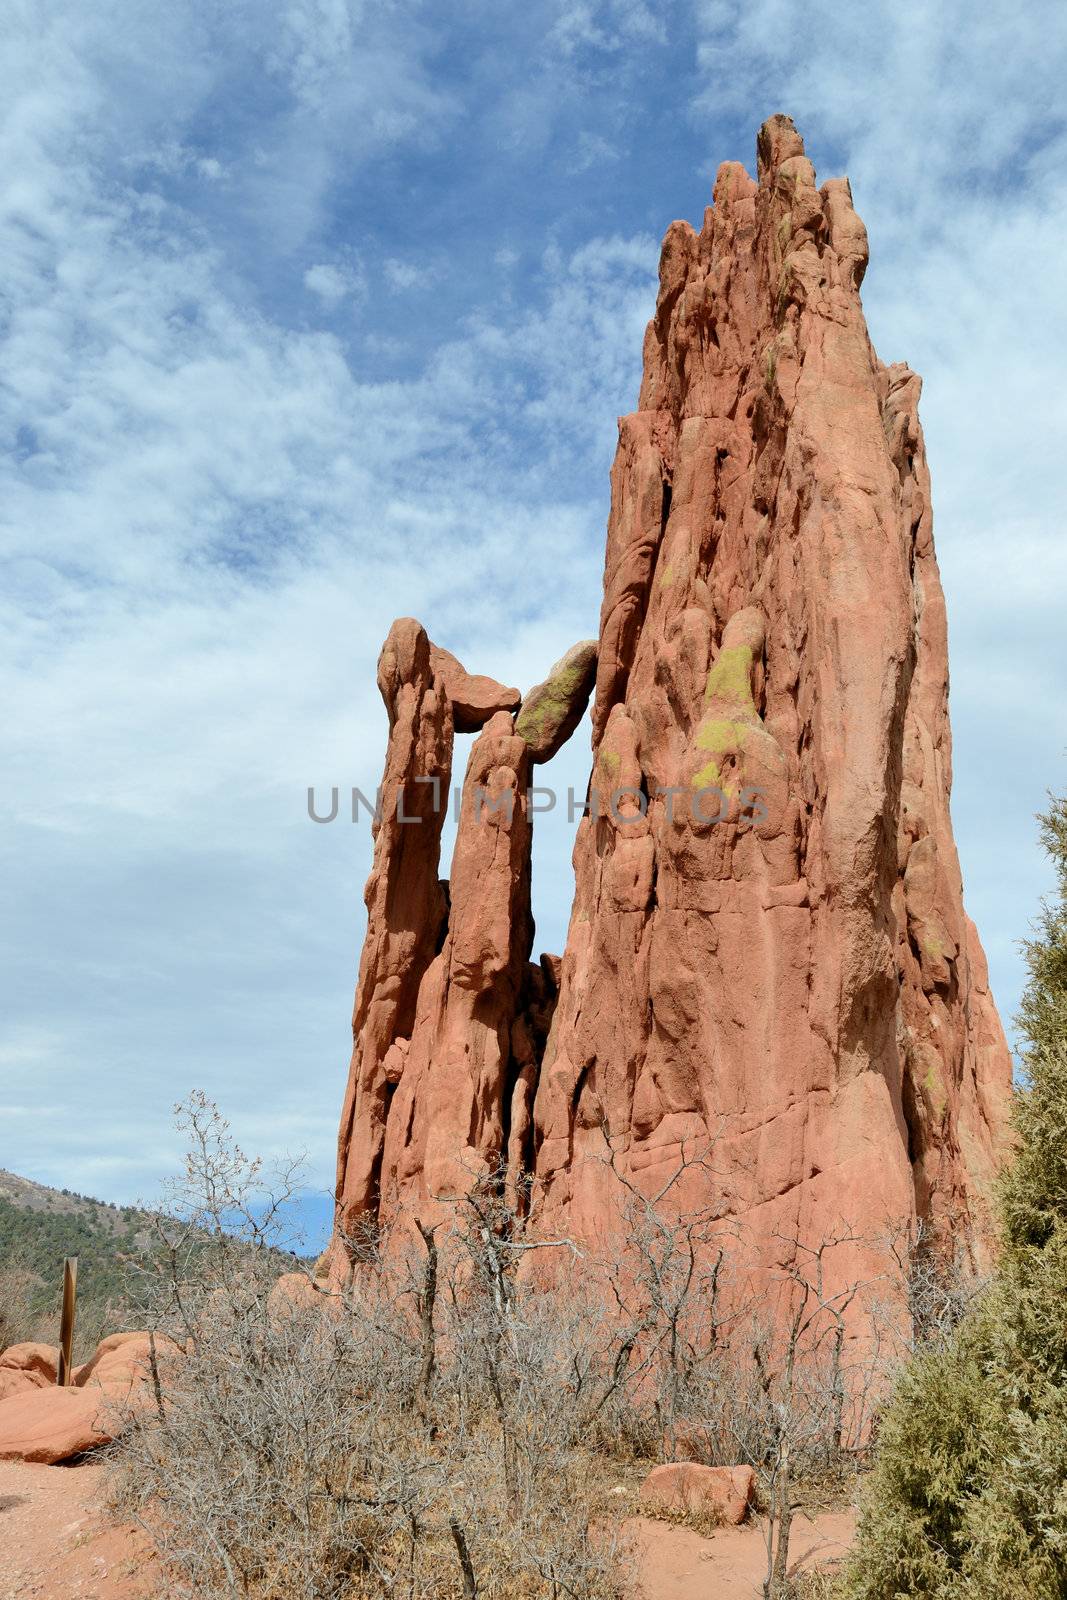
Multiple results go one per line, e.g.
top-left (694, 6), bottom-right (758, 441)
top-left (0, 1192), bottom-right (144, 1354)
top-left (1016, 795), bottom-right (1067, 1087)
top-left (848, 792), bottom-right (1067, 1599)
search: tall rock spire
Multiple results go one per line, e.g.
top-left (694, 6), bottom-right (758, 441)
top-left (329, 117), bottom-right (1013, 1284)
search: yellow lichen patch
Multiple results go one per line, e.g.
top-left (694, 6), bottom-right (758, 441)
top-left (704, 645), bottom-right (756, 714)
top-left (693, 759), bottom-right (733, 798)
top-left (658, 561), bottom-right (676, 589)
top-left (695, 716), bottom-right (746, 756)
top-left (598, 748), bottom-right (621, 778)
top-left (923, 1063), bottom-right (948, 1120)
top-left (921, 930), bottom-right (945, 959)
top-left (692, 715), bottom-right (748, 795)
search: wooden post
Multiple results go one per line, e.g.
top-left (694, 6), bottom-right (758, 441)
top-left (57, 1256), bottom-right (78, 1386)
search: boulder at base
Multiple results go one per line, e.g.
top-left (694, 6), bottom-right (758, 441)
top-left (640, 1462), bottom-right (756, 1526)
top-left (0, 1342), bottom-right (58, 1403)
top-left (0, 1331), bottom-right (176, 1464)
top-left (0, 1385), bottom-right (115, 1465)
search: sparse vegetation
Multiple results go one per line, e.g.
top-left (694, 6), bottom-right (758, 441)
top-left (107, 1099), bottom-right (891, 1600)
top-left (0, 1160), bottom-right (303, 1361)
top-left (0, 1180), bottom-right (146, 1356)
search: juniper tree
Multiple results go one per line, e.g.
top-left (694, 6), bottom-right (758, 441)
top-left (849, 793), bottom-right (1067, 1599)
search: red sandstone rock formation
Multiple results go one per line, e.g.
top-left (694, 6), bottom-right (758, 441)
top-left (333, 622), bottom-right (557, 1245)
top-left (0, 1332), bottom-right (177, 1464)
top-left (330, 117), bottom-right (1013, 1292)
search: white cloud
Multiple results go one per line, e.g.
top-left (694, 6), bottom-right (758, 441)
top-left (551, 0), bottom-right (668, 55)
top-left (568, 130), bottom-right (619, 173)
top-left (304, 261), bottom-right (363, 304)
top-left (0, 1), bottom-right (657, 1201)
top-left (383, 257), bottom-right (430, 291)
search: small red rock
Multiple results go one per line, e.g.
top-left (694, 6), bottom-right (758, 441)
top-left (640, 1463), bottom-right (756, 1526)
top-left (0, 1342), bottom-right (58, 1403)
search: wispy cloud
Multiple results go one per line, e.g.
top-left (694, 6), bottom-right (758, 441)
top-left (0, 0), bottom-right (656, 1199)
top-left (1, 0), bottom-right (1061, 1202)
top-left (304, 260), bottom-right (365, 304)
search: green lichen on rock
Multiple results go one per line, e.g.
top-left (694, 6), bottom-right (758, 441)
top-left (689, 610), bottom-right (766, 802)
top-left (516, 641), bottom-right (598, 763)
top-left (691, 717), bottom-right (749, 795)
top-left (695, 715), bottom-right (747, 755)
top-left (516, 662), bottom-right (584, 743)
top-left (692, 757), bottom-right (724, 791)
top-left (704, 644), bottom-right (756, 714)
top-left (924, 1062), bottom-right (948, 1120)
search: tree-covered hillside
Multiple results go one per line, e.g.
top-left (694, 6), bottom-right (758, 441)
top-left (0, 1170), bottom-right (153, 1355)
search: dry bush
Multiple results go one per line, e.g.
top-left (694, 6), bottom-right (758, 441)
top-left (108, 1100), bottom-right (903, 1600)
top-left (108, 1097), bottom-right (630, 1600)
top-left (0, 1255), bottom-right (42, 1349)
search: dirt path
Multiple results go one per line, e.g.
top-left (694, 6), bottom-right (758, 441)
top-left (0, 1460), bottom-right (155, 1600)
top-left (0, 1458), bottom-right (854, 1600)
top-left (630, 1508), bottom-right (856, 1599)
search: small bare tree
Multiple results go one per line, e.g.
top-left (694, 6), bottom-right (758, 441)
top-left (109, 1099), bottom-right (630, 1600)
top-left (719, 1224), bottom-right (891, 1600)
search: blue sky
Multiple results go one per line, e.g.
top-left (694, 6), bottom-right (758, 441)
top-left (3, 0), bottom-right (1066, 1239)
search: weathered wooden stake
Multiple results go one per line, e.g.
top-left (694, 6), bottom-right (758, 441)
top-left (57, 1256), bottom-right (78, 1385)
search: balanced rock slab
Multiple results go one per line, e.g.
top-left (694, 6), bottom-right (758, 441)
top-left (516, 640), bottom-right (597, 763)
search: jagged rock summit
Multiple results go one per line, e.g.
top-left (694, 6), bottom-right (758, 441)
top-left (329, 117), bottom-right (1013, 1291)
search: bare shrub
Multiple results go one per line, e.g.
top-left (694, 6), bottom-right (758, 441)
top-left (0, 1254), bottom-right (42, 1350)
top-left (108, 1098), bottom-right (912, 1600)
top-left (109, 1098), bottom-right (630, 1600)
top-left (893, 1217), bottom-right (986, 1350)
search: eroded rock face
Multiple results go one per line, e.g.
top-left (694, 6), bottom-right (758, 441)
top-left (330, 117), bottom-right (1012, 1296)
top-left (332, 626), bottom-right (545, 1254)
top-left (530, 115), bottom-right (1012, 1278)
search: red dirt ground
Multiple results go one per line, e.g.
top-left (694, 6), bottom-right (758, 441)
top-left (0, 1458), bottom-right (855, 1599)
top-left (0, 1460), bottom-right (153, 1600)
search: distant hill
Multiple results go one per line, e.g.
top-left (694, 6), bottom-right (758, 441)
top-left (0, 1169), bottom-right (154, 1351)
top-left (0, 1170), bottom-right (328, 1356)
